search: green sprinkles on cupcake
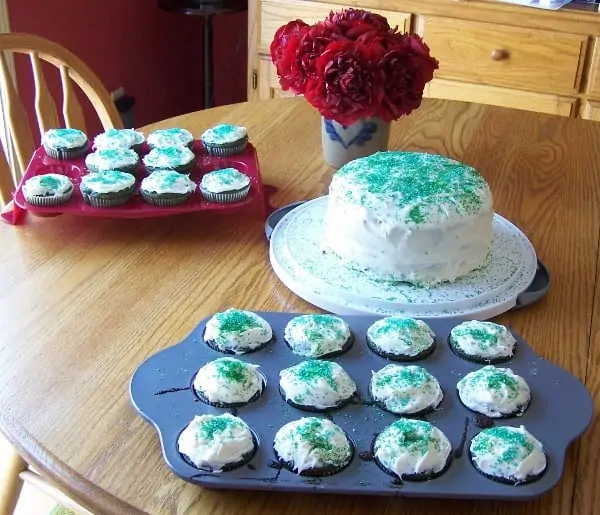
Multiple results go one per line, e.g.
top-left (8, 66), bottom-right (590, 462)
top-left (85, 147), bottom-right (140, 174)
top-left (450, 320), bottom-right (516, 364)
top-left (366, 317), bottom-right (436, 360)
top-left (79, 170), bottom-right (136, 208)
top-left (201, 124), bottom-right (248, 156)
top-left (140, 169), bottom-right (196, 207)
top-left (200, 168), bottom-right (250, 203)
top-left (22, 173), bottom-right (74, 206)
top-left (203, 309), bottom-right (273, 354)
top-left (147, 128), bottom-right (194, 149)
top-left (284, 314), bottom-right (352, 358)
top-left (42, 128), bottom-right (89, 159)
top-left (143, 145), bottom-right (195, 173)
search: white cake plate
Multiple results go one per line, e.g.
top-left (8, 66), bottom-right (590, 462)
top-left (269, 196), bottom-right (539, 320)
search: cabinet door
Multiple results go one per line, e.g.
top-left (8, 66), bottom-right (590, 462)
top-left (258, 58), bottom-right (296, 100)
top-left (424, 79), bottom-right (576, 117)
top-left (586, 39), bottom-right (600, 100)
top-left (580, 101), bottom-right (600, 121)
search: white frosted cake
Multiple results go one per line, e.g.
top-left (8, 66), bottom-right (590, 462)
top-left (323, 151), bottom-right (494, 285)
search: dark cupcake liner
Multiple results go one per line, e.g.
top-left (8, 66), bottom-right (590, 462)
top-left (278, 385), bottom-right (356, 413)
top-left (24, 188), bottom-right (73, 207)
top-left (373, 446), bottom-right (452, 482)
top-left (369, 384), bottom-right (443, 416)
top-left (202, 137), bottom-right (248, 157)
top-left (180, 432), bottom-right (258, 473)
top-left (457, 389), bottom-right (531, 419)
top-left (273, 437), bottom-right (354, 477)
top-left (193, 378), bottom-right (266, 408)
top-left (448, 335), bottom-right (515, 365)
top-left (145, 161), bottom-right (195, 174)
top-left (366, 335), bottom-right (436, 362)
top-left (148, 141), bottom-right (194, 151)
top-left (80, 185), bottom-right (135, 208)
top-left (44, 143), bottom-right (89, 160)
top-left (283, 332), bottom-right (354, 359)
top-left (200, 184), bottom-right (250, 204)
top-left (203, 334), bottom-right (275, 355)
top-left (468, 449), bottom-right (547, 486)
top-left (87, 162), bottom-right (140, 176)
top-left (140, 191), bottom-right (192, 207)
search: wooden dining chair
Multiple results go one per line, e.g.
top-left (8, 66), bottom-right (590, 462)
top-left (0, 31), bottom-right (123, 211)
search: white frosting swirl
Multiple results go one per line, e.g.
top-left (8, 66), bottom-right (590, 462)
top-left (284, 314), bottom-right (351, 358)
top-left (147, 128), bottom-right (193, 148)
top-left (457, 366), bottom-right (530, 418)
top-left (470, 425), bottom-right (546, 482)
top-left (80, 171), bottom-right (135, 194)
top-left (42, 128), bottom-right (87, 149)
top-left (370, 364), bottom-right (443, 414)
top-left (279, 360), bottom-right (356, 410)
top-left (374, 418), bottom-right (451, 478)
top-left (201, 124), bottom-right (247, 145)
top-left (367, 317), bottom-right (435, 357)
top-left (204, 309), bottom-right (272, 353)
top-left (177, 413), bottom-right (255, 472)
top-left (273, 417), bottom-right (352, 474)
top-left (140, 170), bottom-right (196, 195)
top-left (193, 357), bottom-right (264, 405)
top-left (23, 174), bottom-right (73, 196)
top-left (85, 148), bottom-right (139, 171)
top-left (200, 168), bottom-right (250, 193)
top-left (143, 146), bottom-right (195, 169)
top-left (93, 128), bottom-right (144, 150)
top-left (450, 321), bottom-right (516, 361)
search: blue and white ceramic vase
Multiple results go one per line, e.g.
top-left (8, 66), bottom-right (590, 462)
top-left (321, 116), bottom-right (391, 168)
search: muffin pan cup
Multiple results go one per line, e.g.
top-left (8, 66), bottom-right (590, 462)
top-left (129, 311), bottom-right (593, 500)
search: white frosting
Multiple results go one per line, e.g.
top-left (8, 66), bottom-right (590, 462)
top-left (370, 364), bottom-right (443, 414)
top-left (204, 309), bottom-right (272, 353)
top-left (140, 170), bottom-right (196, 195)
top-left (42, 128), bottom-right (87, 149)
top-left (93, 129), bottom-right (144, 150)
top-left (323, 152), bottom-right (494, 285)
top-left (193, 357), bottom-right (264, 405)
top-left (177, 413), bottom-right (255, 472)
top-left (470, 425), bottom-right (546, 482)
top-left (201, 124), bottom-right (247, 145)
top-left (85, 148), bottom-right (139, 171)
top-left (143, 146), bottom-right (195, 169)
top-left (450, 321), bottom-right (516, 361)
top-left (273, 417), bottom-right (352, 474)
top-left (284, 314), bottom-right (351, 358)
top-left (23, 174), bottom-right (73, 196)
top-left (279, 360), bottom-right (356, 410)
top-left (374, 419), bottom-right (451, 477)
top-left (147, 128), bottom-right (193, 148)
top-left (457, 366), bottom-right (530, 418)
top-left (367, 317), bottom-right (435, 357)
top-left (80, 171), bottom-right (135, 194)
top-left (200, 168), bottom-right (250, 193)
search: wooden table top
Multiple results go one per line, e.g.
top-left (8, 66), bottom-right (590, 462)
top-left (1, 97), bottom-right (599, 515)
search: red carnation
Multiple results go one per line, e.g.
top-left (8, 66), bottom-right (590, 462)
top-left (327, 8), bottom-right (391, 38)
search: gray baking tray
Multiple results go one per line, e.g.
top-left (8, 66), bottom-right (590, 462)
top-left (129, 312), bottom-right (592, 500)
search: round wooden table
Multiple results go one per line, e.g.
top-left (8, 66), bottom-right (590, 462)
top-left (1, 97), bottom-right (599, 515)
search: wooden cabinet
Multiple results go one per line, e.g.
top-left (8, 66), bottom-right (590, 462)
top-left (580, 100), bottom-right (600, 121)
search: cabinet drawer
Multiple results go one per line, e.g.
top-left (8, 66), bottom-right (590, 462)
top-left (580, 100), bottom-right (600, 121)
top-left (260, 0), bottom-right (411, 52)
top-left (259, 58), bottom-right (296, 100)
top-left (417, 16), bottom-right (586, 95)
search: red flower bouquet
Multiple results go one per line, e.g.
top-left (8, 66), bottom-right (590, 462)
top-left (270, 9), bottom-right (439, 126)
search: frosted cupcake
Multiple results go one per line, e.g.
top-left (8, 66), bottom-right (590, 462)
top-left (279, 360), bottom-right (357, 412)
top-left (140, 169), bottom-right (196, 207)
top-left (42, 128), bottom-right (89, 159)
top-left (193, 357), bottom-right (265, 408)
top-left (201, 124), bottom-right (248, 156)
top-left (143, 146), bottom-right (195, 174)
top-left (80, 170), bottom-right (136, 208)
top-left (147, 128), bottom-right (194, 149)
top-left (85, 148), bottom-right (140, 175)
top-left (273, 417), bottom-right (353, 476)
top-left (469, 425), bottom-right (547, 485)
top-left (370, 364), bottom-right (443, 415)
top-left (199, 168), bottom-right (250, 203)
top-left (178, 413), bottom-right (257, 472)
top-left (284, 314), bottom-right (353, 358)
top-left (449, 321), bottom-right (516, 364)
top-left (204, 309), bottom-right (273, 354)
top-left (93, 128), bottom-right (145, 152)
top-left (373, 418), bottom-right (452, 481)
top-left (366, 317), bottom-right (436, 361)
top-left (457, 366), bottom-right (531, 418)
top-left (22, 173), bottom-right (74, 206)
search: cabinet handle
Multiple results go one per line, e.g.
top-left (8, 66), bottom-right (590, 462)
top-left (491, 49), bottom-right (509, 61)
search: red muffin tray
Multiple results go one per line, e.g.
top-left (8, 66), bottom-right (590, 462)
top-left (2, 142), bottom-right (271, 225)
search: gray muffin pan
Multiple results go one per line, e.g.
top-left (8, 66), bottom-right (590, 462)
top-left (129, 312), bottom-right (593, 500)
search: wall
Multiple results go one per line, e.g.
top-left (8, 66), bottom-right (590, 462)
top-left (8, 0), bottom-right (247, 140)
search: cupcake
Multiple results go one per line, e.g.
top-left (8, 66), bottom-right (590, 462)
top-left (79, 170), bottom-right (136, 208)
top-left (140, 169), bottom-right (196, 207)
top-left (193, 357), bottom-right (265, 408)
top-left (373, 418), bottom-right (452, 481)
top-left (457, 365), bottom-right (531, 418)
top-left (449, 320), bottom-right (516, 364)
top-left (177, 413), bottom-right (257, 472)
top-left (22, 173), bottom-right (74, 207)
top-left (143, 146), bottom-right (195, 174)
top-left (201, 124), bottom-right (248, 156)
top-left (284, 314), bottom-right (353, 358)
top-left (199, 168), bottom-right (250, 204)
top-left (203, 309), bottom-right (273, 354)
top-left (85, 148), bottom-right (140, 175)
top-left (147, 128), bottom-right (194, 149)
top-left (367, 317), bottom-right (436, 361)
top-left (370, 364), bottom-right (443, 415)
top-left (273, 417), bottom-right (353, 476)
top-left (42, 128), bottom-right (89, 159)
top-left (93, 128), bottom-right (145, 153)
top-left (279, 360), bottom-right (357, 412)
top-left (469, 425), bottom-right (547, 485)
